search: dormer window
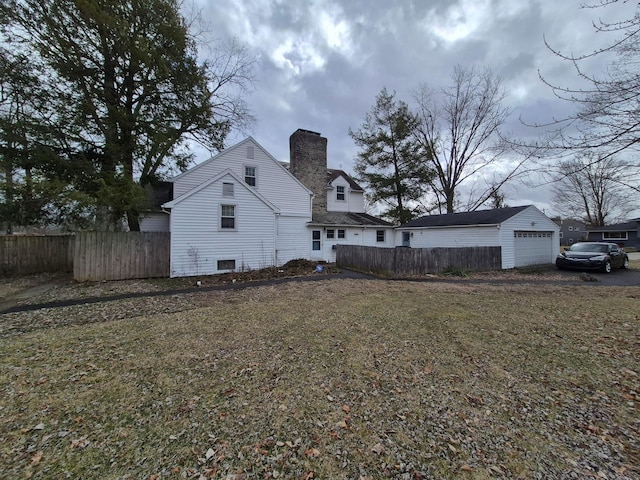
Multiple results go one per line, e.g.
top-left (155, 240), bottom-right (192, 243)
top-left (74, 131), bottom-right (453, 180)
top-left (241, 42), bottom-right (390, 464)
top-left (336, 185), bottom-right (345, 201)
top-left (245, 166), bottom-right (256, 187)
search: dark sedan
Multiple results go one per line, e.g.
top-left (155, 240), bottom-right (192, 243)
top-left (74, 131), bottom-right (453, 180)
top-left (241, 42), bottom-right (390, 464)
top-left (556, 242), bottom-right (630, 273)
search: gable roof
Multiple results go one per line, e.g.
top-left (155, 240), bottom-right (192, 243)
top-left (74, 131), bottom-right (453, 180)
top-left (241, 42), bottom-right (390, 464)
top-left (309, 212), bottom-right (393, 227)
top-left (162, 168), bottom-right (279, 212)
top-left (327, 169), bottom-right (364, 191)
top-left (169, 136), bottom-right (313, 196)
top-left (399, 205), bottom-right (532, 228)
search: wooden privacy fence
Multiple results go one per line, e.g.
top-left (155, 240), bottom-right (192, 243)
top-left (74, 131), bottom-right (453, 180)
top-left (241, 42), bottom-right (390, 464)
top-left (0, 234), bottom-right (74, 276)
top-left (74, 231), bottom-right (170, 281)
top-left (0, 232), bottom-right (170, 280)
top-left (336, 245), bottom-right (502, 275)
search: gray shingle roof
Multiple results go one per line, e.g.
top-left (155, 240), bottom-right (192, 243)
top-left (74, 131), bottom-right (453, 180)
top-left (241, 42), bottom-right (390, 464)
top-left (327, 169), bottom-right (364, 191)
top-left (587, 220), bottom-right (640, 232)
top-left (310, 212), bottom-right (393, 227)
top-left (399, 205), bottom-right (531, 228)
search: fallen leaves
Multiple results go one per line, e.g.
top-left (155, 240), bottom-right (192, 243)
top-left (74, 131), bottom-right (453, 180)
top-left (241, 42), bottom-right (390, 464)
top-left (2, 279), bottom-right (639, 479)
top-left (304, 448), bottom-right (321, 458)
top-left (30, 451), bottom-right (43, 465)
top-left (371, 443), bottom-right (385, 455)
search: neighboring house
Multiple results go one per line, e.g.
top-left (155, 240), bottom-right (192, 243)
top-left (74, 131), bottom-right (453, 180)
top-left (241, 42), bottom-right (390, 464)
top-left (553, 218), bottom-right (587, 246)
top-left (586, 219), bottom-right (640, 249)
top-left (397, 205), bottom-right (560, 269)
top-left (162, 129), bottom-right (393, 277)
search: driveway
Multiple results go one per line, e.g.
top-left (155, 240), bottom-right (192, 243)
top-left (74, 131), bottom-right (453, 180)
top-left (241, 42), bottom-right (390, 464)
top-left (554, 251), bottom-right (640, 286)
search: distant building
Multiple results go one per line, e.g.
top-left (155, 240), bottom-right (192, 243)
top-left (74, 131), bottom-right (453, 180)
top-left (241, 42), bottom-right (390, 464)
top-left (586, 219), bottom-right (640, 250)
top-left (553, 218), bottom-right (587, 246)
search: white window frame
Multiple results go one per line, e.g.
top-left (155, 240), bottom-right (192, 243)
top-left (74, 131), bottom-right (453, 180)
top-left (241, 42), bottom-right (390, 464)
top-left (222, 182), bottom-right (234, 197)
top-left (244, 165), bottom-right (257, 187)
top-left (220, 204), bottom-right (237, 231)
top-left (336, 185), bottom-right (346, 201)
top-left (337, 229), bottom-right (345, 239)
top-left (376, 230), bottom-right (385, 242)
top-left (603, 231), bottom-right (627, 240)
top-left (326, 229), bottom-right (335, 239)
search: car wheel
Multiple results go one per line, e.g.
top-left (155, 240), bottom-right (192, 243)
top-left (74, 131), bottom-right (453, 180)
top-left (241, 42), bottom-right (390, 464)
top-left (602, 260), bottom-right (612, 273)
top-left (622, 256), bottom-right (630, 269)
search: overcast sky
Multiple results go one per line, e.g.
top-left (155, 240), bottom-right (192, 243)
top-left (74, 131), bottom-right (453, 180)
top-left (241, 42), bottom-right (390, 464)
top-left (189, 0), bottom-right (636, 217)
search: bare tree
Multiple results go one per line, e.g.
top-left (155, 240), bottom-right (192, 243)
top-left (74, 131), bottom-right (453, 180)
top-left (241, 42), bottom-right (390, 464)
top-left (414, 65), bottom-right (520, 213)
top-left (551, 154), bottom-right (637, 226)
top-left (540, 0), bottom-right (640, 159)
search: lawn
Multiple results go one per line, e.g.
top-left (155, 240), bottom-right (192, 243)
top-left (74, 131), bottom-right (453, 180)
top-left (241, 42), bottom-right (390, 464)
top-left (1, 278), bottom-right (638, 479)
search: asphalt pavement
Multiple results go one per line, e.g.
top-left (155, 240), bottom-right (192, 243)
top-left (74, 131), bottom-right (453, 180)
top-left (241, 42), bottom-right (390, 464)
top-left (553, 251), bottom-right (640, 286)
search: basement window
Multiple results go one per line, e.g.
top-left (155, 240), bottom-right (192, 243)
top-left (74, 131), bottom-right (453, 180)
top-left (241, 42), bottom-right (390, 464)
top-left (217, 259), bottom-right (236, 270)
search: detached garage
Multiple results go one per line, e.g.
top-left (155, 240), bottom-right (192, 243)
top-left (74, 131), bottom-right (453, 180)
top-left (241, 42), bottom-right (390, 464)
top-left (397, 205), bottom-right (560, 269)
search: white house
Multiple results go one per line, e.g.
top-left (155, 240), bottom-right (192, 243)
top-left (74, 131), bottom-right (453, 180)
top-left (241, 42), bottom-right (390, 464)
top-left (161, 129), bottom-right (393, 277)
top-left (162, 136), bottom-right (313, 276)
top-left (397, 205), bottom-right (560, 269)
top-left (287, 129), bottom-right (394, 263)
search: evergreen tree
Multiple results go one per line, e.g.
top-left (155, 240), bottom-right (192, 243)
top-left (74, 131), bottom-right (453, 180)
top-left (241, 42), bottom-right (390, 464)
top-left (349, 88), bottom-right (433, 225)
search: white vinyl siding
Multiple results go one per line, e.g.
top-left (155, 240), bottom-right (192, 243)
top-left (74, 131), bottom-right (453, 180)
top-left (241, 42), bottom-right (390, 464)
top-left (169, 174), bottom-right (276, 277)
top-left (399, 225), bottom-right (500, 249)
top-left (314, 226), bottom-right (394, 262)
top-left (139, 213), bottom-right (170, 232)
top-left (326, 176), bottom-right (365, 213)
top-left (394, 206), bottom-right (560, 270)
top-left (275, 215), bottom-right (310, 265)
top-left (501, 207), bottom-right (560, 268)
top-left (172, 138), bottom-right (311, 216)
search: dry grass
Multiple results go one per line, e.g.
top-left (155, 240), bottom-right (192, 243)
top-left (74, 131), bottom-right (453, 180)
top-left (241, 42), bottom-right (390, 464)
top-left (1, 278), bottom-right (639, 479)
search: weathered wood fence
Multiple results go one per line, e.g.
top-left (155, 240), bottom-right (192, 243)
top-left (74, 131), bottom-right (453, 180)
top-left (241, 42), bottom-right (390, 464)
top-left (336, 245), bottom-right (502, 275)
top-left (1, 232), bottom-right (170, 281)
top-left (73, 232), bottom-right (170, 281)
top-left (0, 234), bottom-right (74, 276)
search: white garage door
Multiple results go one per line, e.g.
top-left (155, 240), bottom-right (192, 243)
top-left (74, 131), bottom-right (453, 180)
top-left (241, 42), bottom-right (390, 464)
top-left (514, 231), bottom-right (554, 267)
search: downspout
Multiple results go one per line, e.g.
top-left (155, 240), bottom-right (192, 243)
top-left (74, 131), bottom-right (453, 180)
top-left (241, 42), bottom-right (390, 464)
top-left (274, 213), bottom-right (279, 266)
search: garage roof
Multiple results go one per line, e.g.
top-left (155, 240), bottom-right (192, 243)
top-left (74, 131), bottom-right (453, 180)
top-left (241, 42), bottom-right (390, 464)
top-left (399, 205), bottom-right (531, 228)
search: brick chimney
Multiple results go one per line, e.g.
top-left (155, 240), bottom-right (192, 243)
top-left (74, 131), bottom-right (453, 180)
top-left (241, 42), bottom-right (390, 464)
top-left (289, 129), bottom-right (328, 216)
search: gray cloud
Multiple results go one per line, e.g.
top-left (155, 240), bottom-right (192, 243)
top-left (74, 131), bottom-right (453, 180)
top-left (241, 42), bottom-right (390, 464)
top-left (188, 0), bottom-right (638, 217)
